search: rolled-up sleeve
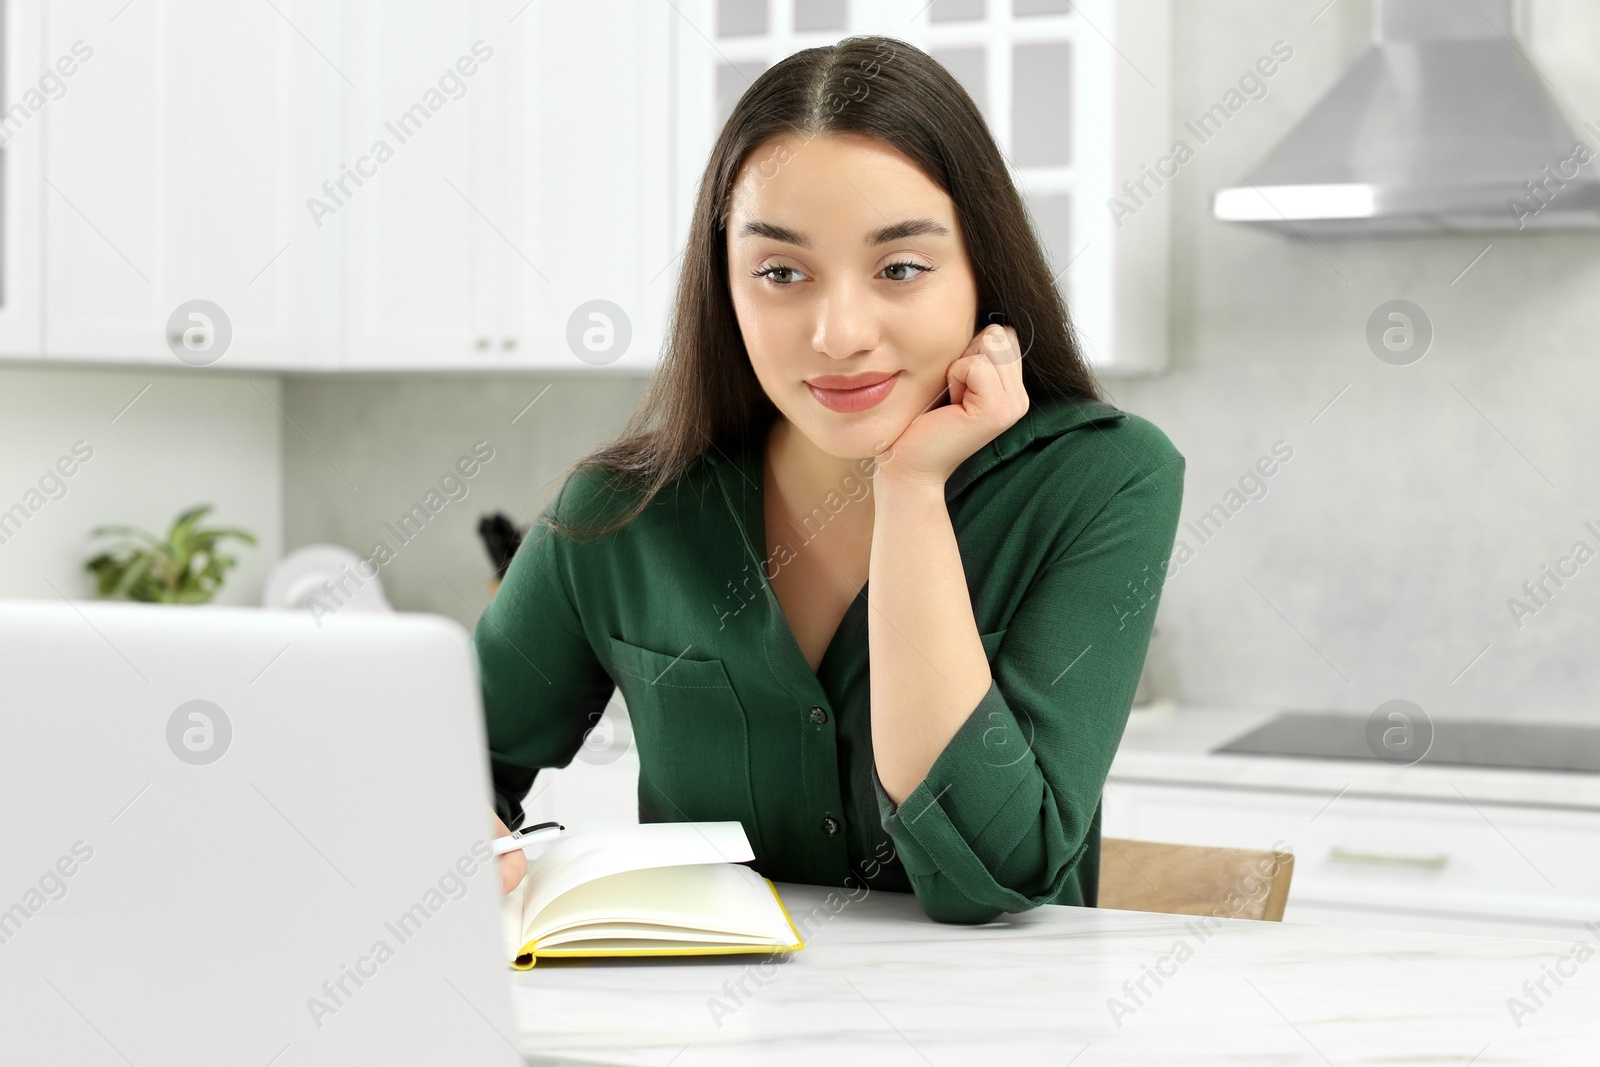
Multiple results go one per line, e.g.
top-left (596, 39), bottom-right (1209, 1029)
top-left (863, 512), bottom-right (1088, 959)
top-left (871, 454), bottom-right (1185, 924)
top-left (473, 475), bottom-right (617, 831)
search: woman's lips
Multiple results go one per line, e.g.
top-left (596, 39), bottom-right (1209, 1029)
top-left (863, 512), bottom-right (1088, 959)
top-left (806, 371), bottom-right (901, 413)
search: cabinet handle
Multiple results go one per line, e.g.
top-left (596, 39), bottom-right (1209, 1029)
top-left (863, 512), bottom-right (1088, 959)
top-left (1327, 847), bottom-right (1448, 870)
top-left (475, 336), bottom-right (491, 350)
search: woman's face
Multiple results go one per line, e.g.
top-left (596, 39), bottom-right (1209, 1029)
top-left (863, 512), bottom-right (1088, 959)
top-left (726, 132), bottom-right (979, 461)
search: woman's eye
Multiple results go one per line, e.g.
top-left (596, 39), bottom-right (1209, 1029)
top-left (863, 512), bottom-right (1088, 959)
top-left (750, 265), bottom-right (806, 285)
top-left (749, 261), bottom-right (935, 286)
top-left (881, 260), bottom-right (933, 282)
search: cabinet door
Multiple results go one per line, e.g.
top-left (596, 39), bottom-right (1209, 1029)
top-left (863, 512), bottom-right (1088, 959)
top-left (496, 0), bottom-right (671, 372)
top-left (0, 0), bottom-right (43, 358)
top-left (43, 0), bottom-right (320, 368)
top-left (41, 0), bottom-right (161, 361)
top-left (334, 0), bottom-right (502, 369)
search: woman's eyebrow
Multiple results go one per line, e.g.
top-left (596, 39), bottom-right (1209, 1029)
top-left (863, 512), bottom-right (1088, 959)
top-left (736, 217), bottom-right (951, 249)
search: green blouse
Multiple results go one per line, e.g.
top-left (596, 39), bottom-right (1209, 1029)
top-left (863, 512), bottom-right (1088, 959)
top-left (474, 393), bottom-right (1184, 924)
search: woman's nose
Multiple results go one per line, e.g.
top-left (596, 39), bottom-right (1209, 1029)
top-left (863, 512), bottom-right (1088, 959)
top-left (810, 287), bottom-right (878, 360)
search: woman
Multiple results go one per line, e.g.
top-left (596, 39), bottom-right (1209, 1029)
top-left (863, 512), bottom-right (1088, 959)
top-left (478, 35), bottom-right (1183, 924)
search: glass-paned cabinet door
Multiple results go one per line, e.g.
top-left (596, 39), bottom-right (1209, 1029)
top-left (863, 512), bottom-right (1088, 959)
top-left (670, 0), bottom-right (1171, 375)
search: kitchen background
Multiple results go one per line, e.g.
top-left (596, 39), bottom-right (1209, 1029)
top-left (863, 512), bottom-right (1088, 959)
top-left (7, 0), bottom-right (1598, 720)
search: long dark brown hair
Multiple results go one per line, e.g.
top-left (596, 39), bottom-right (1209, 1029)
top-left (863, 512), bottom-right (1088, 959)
top-left (541, 34), bottom-right (1102, 541)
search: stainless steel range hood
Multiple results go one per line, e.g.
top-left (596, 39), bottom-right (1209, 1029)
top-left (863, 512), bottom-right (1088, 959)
top-left (1214, 0), bottom-right (1600, 236)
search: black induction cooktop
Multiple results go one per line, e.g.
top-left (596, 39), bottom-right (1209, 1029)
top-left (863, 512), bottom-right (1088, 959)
top-left (1212, 710), bottom-right (1600, 774)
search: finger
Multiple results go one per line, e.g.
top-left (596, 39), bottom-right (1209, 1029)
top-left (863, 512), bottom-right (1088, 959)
top-left (947, 324), bottom-right (1010, 410)
top-left (996, 326), bottom-right (1026, 392)
top-left (946, 352), bottom-right (973, 408)
top-left (949, 351), bottom-right (1001, 413)
top-left (985, 323), bottom-right (1024, 369)
top-left (982, 327), bottom-right (1019, 379)
top-left (1004, 325), bottom-right (1021, 362)
top-left (977, 327), bottom-right (1024, 407)
top-left (500, 850), bottom-right (527, 894)
top-left (960, 344), bottom-right (1027, 423)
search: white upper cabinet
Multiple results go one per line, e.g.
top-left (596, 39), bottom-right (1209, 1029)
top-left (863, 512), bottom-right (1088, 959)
top-left (331, 1), bottom-right (504, 369)
top-left (41, 0), bottom-right (323, 368)
top-left (497, 0), bottom-right (674, 373)
top-left (671, 0), bottom-right (1172, 376)
top-left (0, 0), bottom-right (43, 357)
top-left (25, 0), bottom-right (675, 372)
top-left (331, 0), bottom-right (673, 371)
top-left (13, 0), bottom-right (1161, 373)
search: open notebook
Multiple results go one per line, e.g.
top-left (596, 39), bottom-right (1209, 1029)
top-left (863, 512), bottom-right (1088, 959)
top-left (500, 820), bottom-right (806, 969)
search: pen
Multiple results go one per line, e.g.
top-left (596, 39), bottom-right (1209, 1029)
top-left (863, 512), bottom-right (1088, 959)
top-left (492, 820), bottom-right (564, 856)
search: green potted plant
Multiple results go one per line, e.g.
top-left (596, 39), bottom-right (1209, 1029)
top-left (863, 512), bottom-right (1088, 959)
top-left (84, 504), bottom-right (257, 604)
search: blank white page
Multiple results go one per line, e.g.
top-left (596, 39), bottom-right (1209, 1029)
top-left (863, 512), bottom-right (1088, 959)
top-left (518, 821), bottom-right (755, 931)
top-left (526, 862), bottom-right (796, 945)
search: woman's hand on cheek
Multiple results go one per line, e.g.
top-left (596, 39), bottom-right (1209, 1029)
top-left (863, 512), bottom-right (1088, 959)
top-left (874, 324), bottom-right (1030, 488)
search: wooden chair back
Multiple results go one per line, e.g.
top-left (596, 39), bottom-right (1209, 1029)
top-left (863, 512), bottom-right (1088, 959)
top-left (1098, 837), bottom-right (1295, 922)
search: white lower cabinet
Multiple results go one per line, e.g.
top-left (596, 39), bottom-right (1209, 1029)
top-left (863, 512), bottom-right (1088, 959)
top-left (1104, 777), bottom-right (1600, 942)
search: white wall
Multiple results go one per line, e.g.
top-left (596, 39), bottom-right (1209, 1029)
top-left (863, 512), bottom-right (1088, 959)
top-left (0, 365), bottom-right (283, 606)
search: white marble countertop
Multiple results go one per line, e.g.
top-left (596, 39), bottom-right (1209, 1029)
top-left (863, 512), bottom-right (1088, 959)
top-left (509, 880), bottom-right (1600, 1065)
top-left (1110, 701), bottom-right (1600, 810)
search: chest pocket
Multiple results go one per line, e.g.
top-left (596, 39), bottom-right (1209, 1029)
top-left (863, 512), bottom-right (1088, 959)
top-left (606, 637), bottom-right (762, 852)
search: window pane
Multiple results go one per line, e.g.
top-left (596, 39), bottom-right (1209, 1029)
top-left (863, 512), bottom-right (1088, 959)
top-left (794, 0), bottom-right (847, 32)
top-left (930, 47), bottom-right (988, 127)
top-left (929, 0), bottom-right (986, 22)
top-left (717, 62), bottom-right (763, 130)
top-left (1011, 41), bottom-right (1072, 168)
top-left (1026, 191), bottom-right (1074, 280)
top-left (717, 0), bottom-right (768, 37)
top-left (1014, 0), bottom-right (1073, 15)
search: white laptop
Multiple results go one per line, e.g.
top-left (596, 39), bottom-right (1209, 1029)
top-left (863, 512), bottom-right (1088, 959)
top-left (0, 597), bottom-right (529, 1066)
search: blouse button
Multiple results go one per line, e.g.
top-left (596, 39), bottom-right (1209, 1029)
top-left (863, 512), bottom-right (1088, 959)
top-left (808, 706), bottom-right (828, 725)
top-left (821, 816), bottom-right (840, 836)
